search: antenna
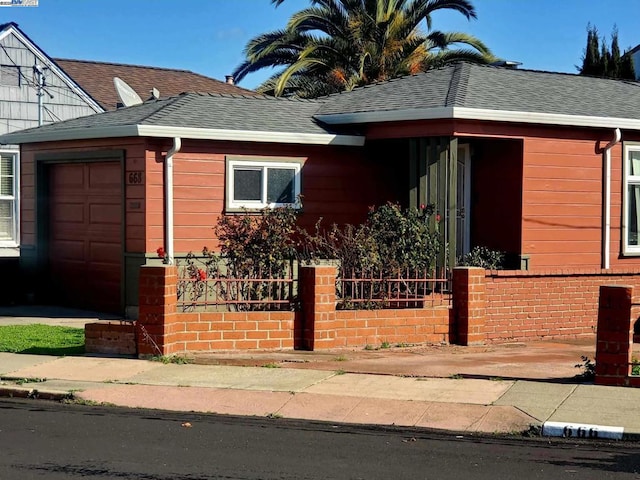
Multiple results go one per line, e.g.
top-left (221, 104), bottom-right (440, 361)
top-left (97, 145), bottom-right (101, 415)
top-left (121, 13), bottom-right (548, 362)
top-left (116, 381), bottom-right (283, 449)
top-left (113, 77), bottom-right (143, 107)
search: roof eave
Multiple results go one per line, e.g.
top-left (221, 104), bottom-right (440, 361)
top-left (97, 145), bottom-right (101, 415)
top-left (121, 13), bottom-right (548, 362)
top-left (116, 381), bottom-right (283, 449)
top-left (315, 106), bottom-right (640, 131)
top-left (0, 125), bottom-right (140, 144)
top-left (0, 124), bottom-right (365, 147)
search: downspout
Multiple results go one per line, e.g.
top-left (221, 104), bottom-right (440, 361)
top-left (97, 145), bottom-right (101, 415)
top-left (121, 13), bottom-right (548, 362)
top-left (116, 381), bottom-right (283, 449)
top-left (602, 128), bottom-right (621, 270)
top-left (164, 137), bottom-right (181, 265)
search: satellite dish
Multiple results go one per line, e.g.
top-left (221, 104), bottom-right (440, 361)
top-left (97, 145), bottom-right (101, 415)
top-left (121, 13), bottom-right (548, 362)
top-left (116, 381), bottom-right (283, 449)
top-left (113, 77), bottom-right (143, 107)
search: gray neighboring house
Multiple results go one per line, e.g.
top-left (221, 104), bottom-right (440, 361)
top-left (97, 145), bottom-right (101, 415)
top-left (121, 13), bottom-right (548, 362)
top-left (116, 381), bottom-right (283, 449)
top-left (0, 22), bottom-right (103, 257)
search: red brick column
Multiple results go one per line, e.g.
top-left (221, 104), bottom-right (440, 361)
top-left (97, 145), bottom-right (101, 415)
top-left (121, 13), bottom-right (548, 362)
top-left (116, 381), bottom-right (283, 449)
top-left (300, 265), bottom-right (337, 350)
top-left (136, 265), bottom-right (178, 356)
top-left (595, 285), bottom-right (633, 386)
top-left (453, 267), bottom-right (486, 346)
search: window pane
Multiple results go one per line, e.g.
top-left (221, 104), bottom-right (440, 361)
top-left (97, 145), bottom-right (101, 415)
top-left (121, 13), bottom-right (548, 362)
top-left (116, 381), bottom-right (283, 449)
top-left (267, 168), bottom-right (295, 203)
top-left (0, 199), bottom-right (13, 241)
top-left (628, 184), bottom-right (640, 247)
top-left (0, 155), bottom-right (13, 176)
top-left (233, 168), bottom-right (262, 201)
top-left (629, 151), bottom-right (640, 176)
top-left (0, 155), bottom-right (13, 196)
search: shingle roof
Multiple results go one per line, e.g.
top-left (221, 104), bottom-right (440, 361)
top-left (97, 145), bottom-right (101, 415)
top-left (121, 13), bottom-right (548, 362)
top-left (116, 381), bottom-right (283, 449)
top-left (5, 61), bottom-right (640, 147)
top-left (54, 59), bottom-right (256, 110)
top-left (8, 92), bottom-right (332, 134)
top-left (0, 92), bottom-right (365, 145)
top-left (315, 62), bottom-right (640, 121)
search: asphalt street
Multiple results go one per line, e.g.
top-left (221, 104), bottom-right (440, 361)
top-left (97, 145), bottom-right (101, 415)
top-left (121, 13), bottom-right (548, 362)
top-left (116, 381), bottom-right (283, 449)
top-left (1, 398), bottom-right (639, 480)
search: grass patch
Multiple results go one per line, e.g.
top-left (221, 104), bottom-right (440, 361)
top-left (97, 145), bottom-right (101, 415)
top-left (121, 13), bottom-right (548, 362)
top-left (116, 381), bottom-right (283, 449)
top-left (0, 324), bottom-right (84, 356)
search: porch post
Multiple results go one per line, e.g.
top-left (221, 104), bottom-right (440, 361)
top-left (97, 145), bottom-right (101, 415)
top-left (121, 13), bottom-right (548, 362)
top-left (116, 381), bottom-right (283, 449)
top-left (447, 137), bottom-right (458, 271)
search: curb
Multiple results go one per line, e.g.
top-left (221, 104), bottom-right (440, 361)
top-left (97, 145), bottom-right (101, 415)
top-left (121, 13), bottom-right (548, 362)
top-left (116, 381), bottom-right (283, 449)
top-left (542, 421), bottom-right (623, 440)
top-left (0, 385), bottom-right (72, 401)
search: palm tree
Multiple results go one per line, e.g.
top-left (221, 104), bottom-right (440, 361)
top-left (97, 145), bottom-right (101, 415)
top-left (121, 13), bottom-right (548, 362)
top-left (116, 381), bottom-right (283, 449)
top-left (233, 0), bottom-right (496, 98)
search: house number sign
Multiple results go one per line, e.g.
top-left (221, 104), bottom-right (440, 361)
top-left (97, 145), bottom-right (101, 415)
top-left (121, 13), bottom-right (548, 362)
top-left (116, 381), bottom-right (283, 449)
top-left (127, 171), bottom-right (144, 184)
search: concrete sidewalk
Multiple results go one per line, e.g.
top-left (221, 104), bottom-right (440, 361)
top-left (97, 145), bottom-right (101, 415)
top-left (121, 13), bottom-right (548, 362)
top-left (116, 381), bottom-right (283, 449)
top-left (2, 348), bottom-right (640, 440)
top-left (1, 305), bottom-right (639, 440)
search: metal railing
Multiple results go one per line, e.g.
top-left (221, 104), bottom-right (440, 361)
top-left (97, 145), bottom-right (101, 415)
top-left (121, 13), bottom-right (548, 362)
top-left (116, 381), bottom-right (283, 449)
top-left (177, 259), bottom-right (297, 312)
top-left (337, 267), bottom-right (451, 310)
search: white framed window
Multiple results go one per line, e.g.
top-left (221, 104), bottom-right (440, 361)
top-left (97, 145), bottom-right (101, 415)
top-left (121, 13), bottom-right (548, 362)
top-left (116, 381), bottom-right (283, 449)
top-left (0, 150), bottom-right (18, 246)
top-left (226, 157), bottom-right (302, 210)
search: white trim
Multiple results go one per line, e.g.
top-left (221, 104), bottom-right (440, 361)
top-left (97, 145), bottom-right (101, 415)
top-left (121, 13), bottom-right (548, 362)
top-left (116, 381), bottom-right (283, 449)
top-left (136, 125), bottom-right (364, 146)
top-left (0, 25), bottom-right (103, 113)
top-left (316, 106), bottom-right (640, 131)
top-left (623, 143), bottom-right (640, 255)
top-left (0, 124), bottom-right (365, 146)
top-left (226, 158), bottom-right (302, 211)
top-left (0, 148), bottom-right (19, 247)
top-left (0, 125), bottom-right (140, 144)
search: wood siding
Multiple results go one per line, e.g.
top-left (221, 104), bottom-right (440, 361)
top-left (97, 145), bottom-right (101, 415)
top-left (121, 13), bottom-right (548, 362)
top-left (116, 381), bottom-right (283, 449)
top-left (522, 135), bottom-right (604, 268)
top-left (144, 139), bottom-right (387, 254)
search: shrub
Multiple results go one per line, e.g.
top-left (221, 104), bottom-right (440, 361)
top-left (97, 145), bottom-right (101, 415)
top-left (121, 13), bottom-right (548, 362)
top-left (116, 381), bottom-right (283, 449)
top-left (214, 205), bottom-right (299, 278)
top-left (458, 246), bottom-right (505, 270)
top-left (300, 202), bottom-right (441, 275)
top-left (177, 205), bottom-right (300, 311)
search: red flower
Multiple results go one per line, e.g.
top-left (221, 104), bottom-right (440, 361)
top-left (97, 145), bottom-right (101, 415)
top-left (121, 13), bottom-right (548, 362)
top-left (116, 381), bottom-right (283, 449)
top-left (156, 246), bottom-right (165, 258)
top-left (435, 213), bottom-right (441, 223)
top-left (198, 269), bottom-right (207, 281)
top-left (420, 204), bottom-right (426, 210)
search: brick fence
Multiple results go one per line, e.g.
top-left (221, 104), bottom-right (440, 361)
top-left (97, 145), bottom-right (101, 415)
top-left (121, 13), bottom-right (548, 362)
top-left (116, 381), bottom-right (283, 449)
top-left (86, 265), bottom-right (640, 356)
top-left (594, 285), bottom-right (640, 387)
top-left (483, 268), bottom-right (640, 343)
top-left (132, 265), bottom-right (453, 355)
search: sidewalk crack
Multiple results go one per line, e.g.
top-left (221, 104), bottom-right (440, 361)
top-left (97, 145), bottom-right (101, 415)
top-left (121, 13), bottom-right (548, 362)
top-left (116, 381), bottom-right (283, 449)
top-left (544, 384), bottom-right (579, 422)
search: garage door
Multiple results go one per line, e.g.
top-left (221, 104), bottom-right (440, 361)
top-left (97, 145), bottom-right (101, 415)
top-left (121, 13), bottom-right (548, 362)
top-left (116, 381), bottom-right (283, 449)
top-left (48, 161), bottom-right (123, 313)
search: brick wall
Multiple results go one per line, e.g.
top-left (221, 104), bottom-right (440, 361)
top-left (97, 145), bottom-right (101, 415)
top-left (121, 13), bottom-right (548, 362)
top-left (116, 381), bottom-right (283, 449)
top-left (484, 268), bottom-right (640, 343)
top-left (333, 307), bottom-right (451, 347)
top-left (131, 263), bottom-right (640, 355)
top-left (85, 321), bottom-right (136, 356)
top-left (148, 311), bottom-right (299, 353)
top-left (594, 285), bottom-right (640, 387)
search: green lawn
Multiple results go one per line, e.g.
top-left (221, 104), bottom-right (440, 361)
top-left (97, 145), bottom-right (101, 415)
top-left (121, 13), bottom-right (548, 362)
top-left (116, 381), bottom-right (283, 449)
top-left (0, 324), bottom-right (85, 355)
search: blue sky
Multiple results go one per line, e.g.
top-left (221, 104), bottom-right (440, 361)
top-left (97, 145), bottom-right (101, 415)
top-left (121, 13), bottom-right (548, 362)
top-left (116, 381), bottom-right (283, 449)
top-left (3, 0), bottom-right (640, 89)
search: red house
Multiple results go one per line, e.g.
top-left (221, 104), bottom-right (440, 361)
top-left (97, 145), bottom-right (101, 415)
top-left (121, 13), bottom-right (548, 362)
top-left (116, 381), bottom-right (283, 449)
top-left (4, 62), bottom-right (640, 349)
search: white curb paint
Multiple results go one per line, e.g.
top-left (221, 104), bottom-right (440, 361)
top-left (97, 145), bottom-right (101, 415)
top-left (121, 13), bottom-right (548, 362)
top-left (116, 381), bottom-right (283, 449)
top-left (542, 421), bottom-right (624, 440)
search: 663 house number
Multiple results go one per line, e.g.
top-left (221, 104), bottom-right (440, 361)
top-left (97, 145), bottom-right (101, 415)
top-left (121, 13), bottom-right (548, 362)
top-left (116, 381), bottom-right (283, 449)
top-left (127, 171), bottom-right (143, 184)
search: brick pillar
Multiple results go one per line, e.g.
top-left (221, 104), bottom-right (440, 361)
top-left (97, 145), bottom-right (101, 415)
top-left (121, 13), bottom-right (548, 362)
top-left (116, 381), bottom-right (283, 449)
top-left (453, 267), bottom-right (486, 346)
top-left (595, 285), bottom-right (633, 386)
top-left (136, 265), bottom-right (178, 356)
top-left (300, 265), bottom-right (337, 350)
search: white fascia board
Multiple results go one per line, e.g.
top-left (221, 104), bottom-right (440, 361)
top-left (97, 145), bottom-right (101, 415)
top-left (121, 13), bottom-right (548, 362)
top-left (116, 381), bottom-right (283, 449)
top-left (452, 107), bottom-right (640, 130)
top-left (136, 125), bottom-right (365, 146)
top-left (4, 26), bottom-right (104, 113)
top-left (0, 125), bottom-right (140, 144)
top-left (316, 106), bottom-right (640, 131)
top-left (0, 124), bottom-right (365, 147)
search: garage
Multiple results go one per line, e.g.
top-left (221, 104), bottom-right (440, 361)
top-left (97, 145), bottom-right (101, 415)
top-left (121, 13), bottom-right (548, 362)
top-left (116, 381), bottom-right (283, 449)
top-left (47, 161), bottom-right (123, 313)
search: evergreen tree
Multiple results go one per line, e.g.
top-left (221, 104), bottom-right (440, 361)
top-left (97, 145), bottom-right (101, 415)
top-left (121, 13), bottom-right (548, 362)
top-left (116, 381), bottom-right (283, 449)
top-left (609, 27), bottom-right (621, 78)
top-left (578, 24), bottom-right (636, 80)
